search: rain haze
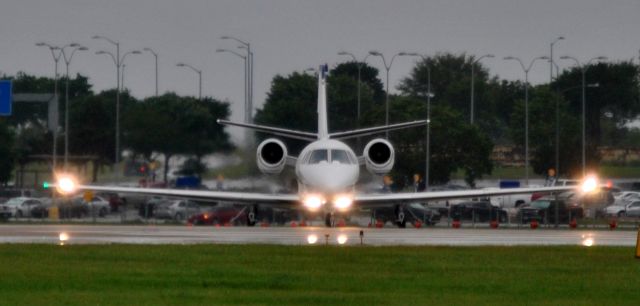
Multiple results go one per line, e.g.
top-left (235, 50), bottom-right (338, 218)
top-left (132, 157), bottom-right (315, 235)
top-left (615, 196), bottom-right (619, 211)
top-left (1, 0), bottom-right (639, 143)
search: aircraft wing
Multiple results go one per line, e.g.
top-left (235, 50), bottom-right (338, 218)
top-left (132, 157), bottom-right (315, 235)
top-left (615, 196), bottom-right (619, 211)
top-left (354, 186), bottom-right (577, 206)
top-left (329, 120), bottom-right (428, 140)
top-left (217, 119), bottom-right (317, 141)
top-left (64, 184), bottom-right (299, 204)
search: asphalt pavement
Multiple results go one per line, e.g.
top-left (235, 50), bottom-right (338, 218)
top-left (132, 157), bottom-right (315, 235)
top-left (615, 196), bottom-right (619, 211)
top-left (0, 224), bottom-right (637, 246)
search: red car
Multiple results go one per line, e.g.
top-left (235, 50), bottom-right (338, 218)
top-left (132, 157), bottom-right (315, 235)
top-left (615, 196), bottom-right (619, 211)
top-left (188, 205), bottom-right (247, 225)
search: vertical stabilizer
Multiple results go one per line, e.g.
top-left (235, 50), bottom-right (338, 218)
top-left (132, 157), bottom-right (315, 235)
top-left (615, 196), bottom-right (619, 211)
top-left (317, 64), bottom-right (329, 139)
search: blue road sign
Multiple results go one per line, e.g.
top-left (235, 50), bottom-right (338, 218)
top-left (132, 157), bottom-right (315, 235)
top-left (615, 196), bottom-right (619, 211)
top-left (0, 80), bottom-right (12, 116)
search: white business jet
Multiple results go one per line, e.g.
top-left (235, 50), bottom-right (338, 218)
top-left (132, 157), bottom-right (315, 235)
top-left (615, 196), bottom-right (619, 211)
top-left (53, 64), bottom-right (597, 227)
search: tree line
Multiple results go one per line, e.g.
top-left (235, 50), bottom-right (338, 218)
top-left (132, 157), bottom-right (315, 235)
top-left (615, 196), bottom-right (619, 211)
top-left (1, 52), bottom-right (639, 187)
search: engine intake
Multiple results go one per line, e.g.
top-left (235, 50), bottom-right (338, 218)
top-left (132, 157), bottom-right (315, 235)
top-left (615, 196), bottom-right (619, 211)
top-left (257, 138), bottom-right (288, 175)
top-left (363, 138), bottom-right (394, 175)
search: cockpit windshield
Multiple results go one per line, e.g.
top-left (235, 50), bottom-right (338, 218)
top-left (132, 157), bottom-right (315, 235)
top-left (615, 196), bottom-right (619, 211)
top-left (308, 150), bottom-right (328, 164)
top-left (331, 150), bottom-right (352, 164)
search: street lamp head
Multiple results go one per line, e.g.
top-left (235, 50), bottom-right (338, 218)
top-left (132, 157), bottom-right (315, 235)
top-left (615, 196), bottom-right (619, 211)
top-left (69, 43), bottom-right (80, 48)
top-left (215, 49), bottom-right (226, 53)
top-left (398, 52), bottom-right (409, 56)
top-left (91, 35), bottom-right (102, 40)
top-left (35, 42), bottom-right (46, 47)
top-left (220, 36), bottom-right (230, 40)
top-left (78, 47), bottom-right (88, 51)
top-left (369, 51), bottom-right (381, 56)
top-left (143, 47), bottom-right (151, 51)
top-left (131, 50), bottom-right (142, 55)
top-left (406, 52), bottom-right (420, 57)
top-left (176, 63), bottom-right (185, 67)
top-left (587, 83), bottom-right (600, 88)
top-left (95, 51), bottom-right (106, 55)
top-left (538, 56), bottom-right (550, 60)
top-left (486, 54), bottom-right (495, 58)
top-left (559, 56), bottom-right (570, 60)
top-left (337, 51), bottom-right (349, 55)
top-left (596, 56), bottom-right (608, 61)
top-left (503, 56), bottom-right (515, 60)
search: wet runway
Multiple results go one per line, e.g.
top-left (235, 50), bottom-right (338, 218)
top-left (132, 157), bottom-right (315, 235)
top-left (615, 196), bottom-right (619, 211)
top-left (0, 224), bottom-right (637, 246)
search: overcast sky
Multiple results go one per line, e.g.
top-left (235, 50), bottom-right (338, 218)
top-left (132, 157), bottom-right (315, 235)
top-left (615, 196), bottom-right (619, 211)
top-left (1, 0), bottom-right (639, 142)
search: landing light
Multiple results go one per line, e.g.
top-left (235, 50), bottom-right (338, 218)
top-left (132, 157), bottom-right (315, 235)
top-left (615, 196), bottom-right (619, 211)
top-left (581, 234), bottom-right (595, 247)
top-left (581, 175), bottom-right (599, 193)
top-left (307, 234), bottom-right (318, 244)
top-left (334, 195), bottom-right (353, 210)
top-left (56, 175), bottom-right (78, 194)
top-left (337, 234), bottom-right (348, 245)
top-left (59, 232), bottom-right (69, 245)
top-left (303, 195), bottom-right (324, 211)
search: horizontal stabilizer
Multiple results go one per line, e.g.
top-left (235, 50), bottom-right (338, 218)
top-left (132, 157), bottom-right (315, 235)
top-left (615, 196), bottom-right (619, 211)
top-left (329, 120), bottom-right (428, 140)
top-left (217, 119), bottom-right (317, 141)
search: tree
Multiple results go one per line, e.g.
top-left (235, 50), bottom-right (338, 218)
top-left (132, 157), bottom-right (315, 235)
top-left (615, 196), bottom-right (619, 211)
top-left (398, 53), bottom-right (493, 123)
top-left (554, 61), bottom-right (640, 168)
top-left (124, 93), bottom-right (233, 181)
top-left (0, 119), bottom-right (16, 185)
top-left (254, 64), bottom-right (380, 154)
top-left (68, 89), bottom-right (138, 182)
top-left (508, 87), bottom-right (581, 177)
top-left (360, 95), bottom-right (493, 187)
top-left (13, 121), bottom-right (48, 187)
top-left (396, 53), bottom-right (495, 186)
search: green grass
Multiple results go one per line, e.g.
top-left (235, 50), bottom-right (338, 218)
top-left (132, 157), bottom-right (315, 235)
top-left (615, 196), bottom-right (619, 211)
top-left (0, 245), bottom-right (639, 305)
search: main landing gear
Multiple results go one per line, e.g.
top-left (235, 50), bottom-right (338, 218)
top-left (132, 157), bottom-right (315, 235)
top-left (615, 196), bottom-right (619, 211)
top-left (247, 205), bottom-right (257, 226)
top-left (395, 204), bottom-right (406, 228)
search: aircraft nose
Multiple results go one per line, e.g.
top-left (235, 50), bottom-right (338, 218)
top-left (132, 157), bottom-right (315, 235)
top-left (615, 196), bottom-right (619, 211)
top-left (305, 165), bottom-right (358, 193)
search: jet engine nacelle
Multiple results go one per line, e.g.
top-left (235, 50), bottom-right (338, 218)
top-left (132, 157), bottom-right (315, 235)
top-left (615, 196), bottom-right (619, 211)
top-left (257, 138), bottom-right (288, 175)
top-left (363, 138), bottom-right (395, 175)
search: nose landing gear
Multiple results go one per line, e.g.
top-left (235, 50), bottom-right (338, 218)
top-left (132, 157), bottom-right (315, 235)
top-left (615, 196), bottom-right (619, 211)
top-left (324, 212), bottom-right (335, 227)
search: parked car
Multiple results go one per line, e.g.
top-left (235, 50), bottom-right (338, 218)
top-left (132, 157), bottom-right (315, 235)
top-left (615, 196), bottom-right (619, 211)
top-left (604, 198), bottom-right (640, 217)
top-left (373, 203), bottom-right (441, 227)
top-left (450, 201), bottom-right (508, 223)
top-left (621, 201), bottom-right (640, 217)
top-left (0, 197), bottom-right (44, 218)
top-left (96, 192), bottom-right (126, 212)
top-left (155, 200), bottom-right (201, 221)
top-left (62, 196), bottom-right (110, 217)
top-left (516, 197), bottom-right (583, 223)
top-left (188, 204), bottom-right (248, 225)
top-left (138, 197), bottom-right (170, 218)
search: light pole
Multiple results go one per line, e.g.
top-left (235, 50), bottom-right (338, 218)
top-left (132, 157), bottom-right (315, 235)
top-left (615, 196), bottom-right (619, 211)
top-left (550, 37), bottom-right (564, 177)
top-left (504, 55), bottom-right (549, 186)
top-left (35, 42), bottom-right (62, 173)
top-left (550, 37), bottom-right (565, 83)
top-left (470, 54), bottom-right (495, 124)
top-left (143, 48), bottom-right (159, 96)
top-left (368, 51), bottom-right (410, 138)
top-left (60, 44), bottom-right (88, 170)
top-left (93, 35), bottom-right (140, 171)
top-left (337, 51), bottom-right (372, 151)
top-left (217, 48), bottom-right (249, 146)
top-left (406, 53), bottom-right (434, 190)
top-left (221, 36), bottom-right (253, 124)
top-left (176, 63), bottom-right (202, 100)
top-left (559, 55), bottom-right (608, 177)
